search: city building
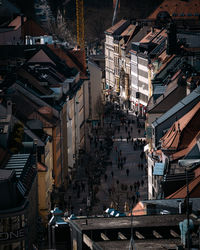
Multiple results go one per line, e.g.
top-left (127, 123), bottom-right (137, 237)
top-left (68, 214), bottom-right (199, 249)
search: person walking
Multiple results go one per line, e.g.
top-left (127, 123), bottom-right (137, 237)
top-left (130, 185), bottom-right (133, 191)
top-left (111, 171), bottom-right (114, 178)
top-left (126, 168), bottom-right (130, 176)
top-left (104, 174), bottom-right (107, 182)
top-left (132, 194), bottom-right (135, 204)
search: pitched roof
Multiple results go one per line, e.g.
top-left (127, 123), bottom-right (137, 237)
top-left (148, 0), bottom-right (200, 20)
top-left (48, 45), bottom-right (87, 78)
top-left (129, 201), bottom-right (146, 216)
top-left (166, 173), bottom-right (200, 199)
top-left (105, 19), bottom-right (128, 35)
top-left (152, 85), bottom-right (200, 128)
top-left (17, 68), bottom-right (53, 96)
top-left (8, 16), bottom-right (27, 30)
top-left (147, 76), bottom-right (186, 114)
top-left (22, 19), bottom-right (47, 37)
top-left (169, 131), bottom-right (200, 161)
top-left (160, 101), bottom-right (200, 151)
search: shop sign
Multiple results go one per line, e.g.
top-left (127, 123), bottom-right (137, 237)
top-left (0, 228), bottom-right (25, 241)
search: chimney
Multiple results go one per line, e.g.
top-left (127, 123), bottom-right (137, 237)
top-left (20, 14), bottom-right (24, 27)
top-left (166, 22), bottom-right (177, 55)
top-left (7, 100), bottom-right (12, 115)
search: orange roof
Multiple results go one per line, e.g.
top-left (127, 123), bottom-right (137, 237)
top-left (48, 45), bottom-right (87, 78)
top-left (129, 201), bottom-right (146, 216)
top-left (170, 131), bottom-right (200, 161)
top-left (121, 24), bottom-right (135, 37)
top-left (161, 101), bottom-right (200, 151)
top-left (22, 19), bottom-right (47, 37)
top-left (140, 29), bottom-right (167, 44)
top-left (166, 173), bottom-right (200, 199)
top-left (105, 19), bottom-right (127, 34)
top-left (8, 16), bottom-right (27, 30)
top-left (37, 162), bottom-right (47, 172)
top-left (148, 0), bottom-right (200, 20)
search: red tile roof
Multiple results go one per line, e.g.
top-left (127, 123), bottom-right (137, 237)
top-left (22, 19), bottom-right (47, 37)
top-left (161, 101), bottom-right (200, 151)
top-left (8, 16), bottom-right (27, 30)
top-left (166, 172), bottom-right (200, 199)
top-left (105, 19), bottom-right (127, 34)
top-left (48, 45), bottom-right (87, 78)
top-left (129, 201), bottom-right (146, 216)
top-left (170, 131), bottom-right (200, 161)
top-left (148, 0), bottom-right (200, 20)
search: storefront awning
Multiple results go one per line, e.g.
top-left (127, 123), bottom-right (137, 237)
top-left (153, 162), bottom-right (165, 176)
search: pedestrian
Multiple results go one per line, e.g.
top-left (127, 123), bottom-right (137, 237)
top-left (132, 194), bottom-right (135, 204)
top-left (131, 127), bottom-right (133, 132)
top-left (136, 191), bottom-right (140, 199)
top-left (111, 171), bottom-right (114, 178)
top-left (104, 174), bottom-right (107, 182)
top-left (126, 168), bottom-right (130, 176)
top-left (128, 131), bottom-right (130, 137)
top-left (138, 129), bottom-right (140, 135)
top-left (134, 182), bottom-right (137, 192)
top-left (120, 135), bottom-right (122, 141)
top-left (141, 179), bottom-right (144, 186)
top-left (127, 137), bottom-right (129, 143)
top-left (125, 126), bottom-right (128, 132)
top-left (130, 185), bottom-right (133, 191)
top-left (79, 208), bottom-right (83, 216)
top-left (124, 156), bottom-right (126, 163)
top-left (137, 180), bottom-right (140, 189)
top-left (81, 182), bottom-right (85, 192)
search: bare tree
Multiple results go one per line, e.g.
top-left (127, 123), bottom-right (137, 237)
top-left (95, 95), bottom-right (104, 127)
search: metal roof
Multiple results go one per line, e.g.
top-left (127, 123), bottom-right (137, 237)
top-left (5, 154), bottom-right (30, 179)
top-left (154, 85), bottom-right (166, 95)
top-left (153, 162), bottom-right (165, 176)
top-left (152, 86), bottom-right (200, 127)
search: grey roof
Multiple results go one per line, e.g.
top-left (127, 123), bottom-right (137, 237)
top-left (0, 169), bottom-right (14, 181)
top-left (5, 154), bottom-right (30, 178)
top-left (143, 198), bottom-right (200, 212)
top-left (154, 85), bottom-right (166, 95)
top-left (152, 86), bottom-right (200, 127)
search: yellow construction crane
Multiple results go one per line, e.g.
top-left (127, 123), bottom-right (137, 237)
top-left (76, 0), bottom-right (85, 49)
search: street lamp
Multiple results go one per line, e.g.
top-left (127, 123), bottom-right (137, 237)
top-left (178, 159), bottom-right (200, 249)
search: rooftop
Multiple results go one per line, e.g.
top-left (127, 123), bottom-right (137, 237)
top-left (0, 169), bottom-right (14, 181)
top-left (160, 101), bottom-right (200, 151)
top-left (148, 0), bottom-right (200, 20)
top-left (167, 173), bottom-right (200, 199)
top-left (69, 214), bottom-right (189, 231)
top-left (152, 85), bottom-right (200, 128)
top-left (105, 19), bottom-right (129, 35)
